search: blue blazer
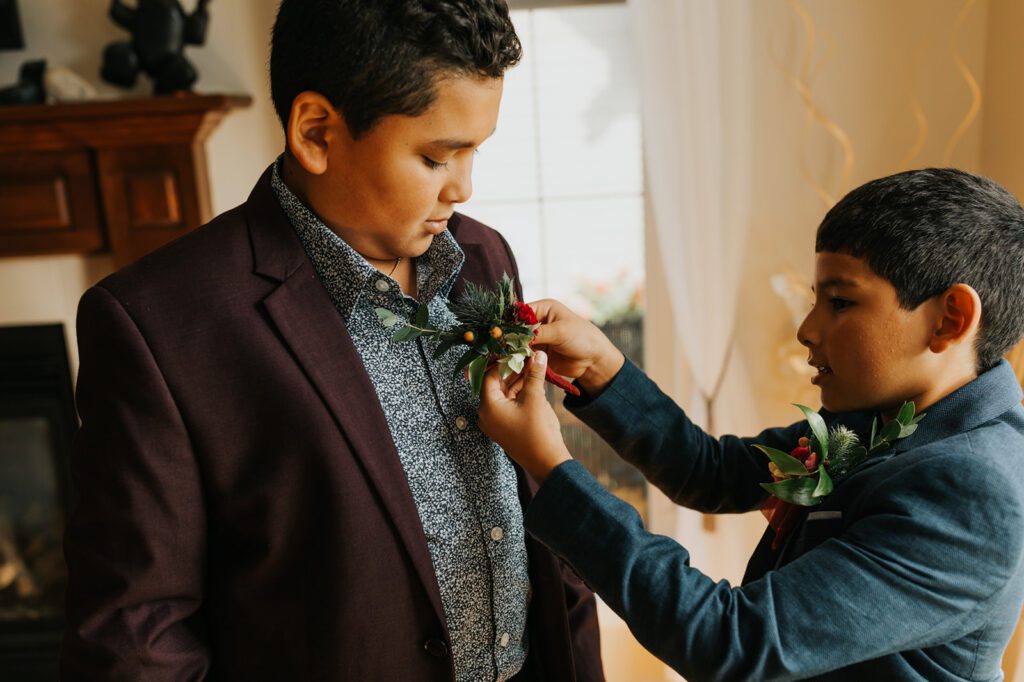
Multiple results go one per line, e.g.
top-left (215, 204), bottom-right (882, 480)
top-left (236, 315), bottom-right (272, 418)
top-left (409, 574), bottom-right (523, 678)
top-left (526, 359), bottom-right (1024, 681)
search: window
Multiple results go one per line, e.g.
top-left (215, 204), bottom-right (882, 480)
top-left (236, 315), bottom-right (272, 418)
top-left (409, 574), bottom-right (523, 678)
top-left (462, 1), bottom-right (646, 516)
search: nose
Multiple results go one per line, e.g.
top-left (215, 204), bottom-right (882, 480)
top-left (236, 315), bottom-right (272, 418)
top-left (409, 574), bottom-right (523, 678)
top-left (440, 155), bottom-right (473, 205)
top-left (797, 305), bottom-right (819, 349)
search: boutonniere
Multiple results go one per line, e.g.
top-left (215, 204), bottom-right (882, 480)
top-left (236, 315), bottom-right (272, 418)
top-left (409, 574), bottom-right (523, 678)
top-left (757, 402), bottom-right (925, 549)
top-left (374, 273), bottom-right (580, 398)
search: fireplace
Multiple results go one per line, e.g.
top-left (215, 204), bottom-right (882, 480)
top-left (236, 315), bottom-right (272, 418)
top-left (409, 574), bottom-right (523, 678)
top-left (0, 324), bottom-right (76, 680)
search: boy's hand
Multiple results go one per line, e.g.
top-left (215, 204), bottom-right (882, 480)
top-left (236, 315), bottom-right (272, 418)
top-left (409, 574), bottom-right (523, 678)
top-left (478, 351), bottom-right (572, 484)
top-left (530, 299), bottom-right (626, 398)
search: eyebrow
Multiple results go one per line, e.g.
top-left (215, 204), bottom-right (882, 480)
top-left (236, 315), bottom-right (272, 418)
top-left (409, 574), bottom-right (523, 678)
top-left (812, 277), bottom-right (860, 292)
top-left (428, 127), bottom-right (498, 150)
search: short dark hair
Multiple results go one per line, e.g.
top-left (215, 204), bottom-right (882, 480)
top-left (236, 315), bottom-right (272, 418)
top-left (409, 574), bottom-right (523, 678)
top-left (270, 0), bottom-right (522, 139)
top-left (816, 168), bottom-right (1024, 372)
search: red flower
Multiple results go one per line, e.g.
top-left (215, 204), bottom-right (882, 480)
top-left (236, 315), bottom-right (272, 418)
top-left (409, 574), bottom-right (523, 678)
top-left (789, 445), bottom-right (810, 462)
top-left (514, 301), bottom-right (539, 327)
top-left (788, 445), bottom-right (819, 472)
top-left (805, 452), bottom-right (818, 471)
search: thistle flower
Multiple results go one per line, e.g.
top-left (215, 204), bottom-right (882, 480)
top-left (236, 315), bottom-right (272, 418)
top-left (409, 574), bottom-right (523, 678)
top-left (826, 424), bottom-right (864, 478)
top-left (447, 281), bottom-right (501, 327)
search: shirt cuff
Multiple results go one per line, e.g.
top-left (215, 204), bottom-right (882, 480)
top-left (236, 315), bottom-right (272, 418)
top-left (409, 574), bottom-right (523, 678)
top-left (563, 359), bottom-right (665, 428)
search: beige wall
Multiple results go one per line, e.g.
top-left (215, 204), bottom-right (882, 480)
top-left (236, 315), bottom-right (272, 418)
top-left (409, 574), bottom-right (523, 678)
top-left (738, 0), bottom-right (990, 432)
top-left (981, 0), bottom-right (1024, 199)
top-left (0, 0), bottom-right (282, 375)
top-left (646, 0), bottom-right (994, 585)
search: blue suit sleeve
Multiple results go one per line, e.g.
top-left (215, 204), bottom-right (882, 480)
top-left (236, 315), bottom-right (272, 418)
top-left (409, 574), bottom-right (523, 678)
top-left (525, 456), bottom-right (1024, 681)
top-left (566, 360), bottom-right (804, 513)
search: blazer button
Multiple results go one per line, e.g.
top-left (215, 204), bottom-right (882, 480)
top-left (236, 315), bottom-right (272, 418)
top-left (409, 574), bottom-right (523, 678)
top-left (423, 638), bottom-right (448, 659)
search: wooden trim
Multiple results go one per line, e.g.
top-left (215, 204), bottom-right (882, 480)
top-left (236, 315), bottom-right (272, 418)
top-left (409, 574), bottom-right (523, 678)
top-left (0, 94), bottom-right (249, 265)
top-left (0, 95), bottom-right (250, 153)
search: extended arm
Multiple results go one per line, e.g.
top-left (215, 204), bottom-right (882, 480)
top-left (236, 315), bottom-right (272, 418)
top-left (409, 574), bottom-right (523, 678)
top-left (526, 457), bottom-right (1024, 681)
top-left (567, 360), bottom-right (801, 513)
top-left (61, 286), bottom-right (209, 680)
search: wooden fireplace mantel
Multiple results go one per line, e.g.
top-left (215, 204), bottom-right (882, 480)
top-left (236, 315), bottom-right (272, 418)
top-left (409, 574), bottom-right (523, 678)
top-left (0, 93), bottom-right (251, 267)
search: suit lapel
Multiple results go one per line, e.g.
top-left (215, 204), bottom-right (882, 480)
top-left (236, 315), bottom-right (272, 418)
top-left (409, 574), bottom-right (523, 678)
top-left (246, 168), bottom-right (446, 625)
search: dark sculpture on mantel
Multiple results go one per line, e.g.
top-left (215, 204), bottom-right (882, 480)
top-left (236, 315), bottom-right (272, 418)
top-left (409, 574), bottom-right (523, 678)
top-left (100, 0), bottom-right (212, 96)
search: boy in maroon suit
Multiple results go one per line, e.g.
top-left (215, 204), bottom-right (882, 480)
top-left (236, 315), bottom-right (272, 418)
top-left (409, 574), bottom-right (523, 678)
top-left (62, 1), bottom-right (603, 680)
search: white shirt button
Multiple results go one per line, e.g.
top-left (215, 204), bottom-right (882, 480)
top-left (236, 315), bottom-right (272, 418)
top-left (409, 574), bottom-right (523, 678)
top-left (454, 416), bottom-right (469, 431)
top-left (499, 632), bottom-right (510, 648)
top-left (374, 279), bottom-right (391, 292)
top-left (490, 526), bottom-right (504, 542)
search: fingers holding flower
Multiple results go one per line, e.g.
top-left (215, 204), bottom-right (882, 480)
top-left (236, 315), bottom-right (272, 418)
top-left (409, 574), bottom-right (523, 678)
top-left (478, 351), bottom-right (572, 484)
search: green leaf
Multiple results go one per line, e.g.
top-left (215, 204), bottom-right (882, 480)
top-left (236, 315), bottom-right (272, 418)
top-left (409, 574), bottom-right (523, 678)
top-left (453, 347), bottom-right (484, 376)
top-left (898, 423), bottom-right (918, 439)
top-left (878, 419), bottom-right (902, 444)
top-left (415, 303), bottom-right (430, 328)
top-left (467, 354), bottom-right (488, 397)
top-left (896, 401), bottom-right (916, 426)
top-left (502, 333), bottom-right (534, 354)
top-left (506, 351), bottom-right (526, 375)
top-left (392, 326), bottom-right (421, 343)
top-left (869, 417), bottom-right (878, 449)
top-left (813, 465), bottom-right (833, 498)
top-left (375, 307), bottom-right (401, 328)
top-left (760, 477), bottom-right (823, 507)
top-left (794, 404), bottom-right (829, 460)
top-left (486, 338), bottom-right (503, 356)
top-left (912, 412), bottom-right (927, 425)
top-left (752, 444), bottom-right (812, 477)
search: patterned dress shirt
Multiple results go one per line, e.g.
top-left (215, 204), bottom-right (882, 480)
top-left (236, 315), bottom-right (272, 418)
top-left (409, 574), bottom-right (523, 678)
top-left (271, 160), bottom-right (530, 681)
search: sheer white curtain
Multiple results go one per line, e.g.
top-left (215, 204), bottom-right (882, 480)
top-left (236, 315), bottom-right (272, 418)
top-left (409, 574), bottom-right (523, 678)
top-left (629, 0), bottom-right (762, 600)
top-left (631, 0), bottom-right (752, 427)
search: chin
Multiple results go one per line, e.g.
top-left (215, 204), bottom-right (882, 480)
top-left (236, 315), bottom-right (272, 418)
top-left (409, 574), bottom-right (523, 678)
top-left (410, 235), bottom-right (434, 257)
top-left (820, 391), bottom-right (880, 415)
top-left (817, 389), bottom-right (852, 414)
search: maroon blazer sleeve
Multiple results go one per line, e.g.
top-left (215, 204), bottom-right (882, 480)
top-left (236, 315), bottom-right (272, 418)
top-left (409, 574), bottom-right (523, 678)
top-left (62, 285), bottom-right (209, 681)
top-left (494, 229), bottom-right (605, 681)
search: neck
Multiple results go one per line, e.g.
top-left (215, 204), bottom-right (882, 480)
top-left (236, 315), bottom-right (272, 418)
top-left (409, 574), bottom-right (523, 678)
top-left (372, 255), bottom-right (416, 298)
top-left (282, 154), bottom-right (418, 296)
top-left (880, 365), bottom-right (978, 422)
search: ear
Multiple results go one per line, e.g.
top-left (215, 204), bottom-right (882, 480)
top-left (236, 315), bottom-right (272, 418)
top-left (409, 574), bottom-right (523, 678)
top-left (929, 283), bottom-right (982, 354)
top-left (285, 91), bottom-right (347, 176)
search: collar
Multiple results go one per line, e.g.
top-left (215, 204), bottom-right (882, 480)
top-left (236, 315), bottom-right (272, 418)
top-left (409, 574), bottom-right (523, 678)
top-left (269, 156), bottom-right (465, 320)
top-left (822, 359), bottom-right (1023, 459)
top-left (886, 359), bottom-right (1023, 454)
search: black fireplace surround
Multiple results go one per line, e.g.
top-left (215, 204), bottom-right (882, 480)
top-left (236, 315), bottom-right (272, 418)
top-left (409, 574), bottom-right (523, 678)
top-left (0, 324), bottom-right (76, 681)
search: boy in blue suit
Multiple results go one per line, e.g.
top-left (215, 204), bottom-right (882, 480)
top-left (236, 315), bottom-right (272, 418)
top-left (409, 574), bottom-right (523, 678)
top-left (478, 168), bottom-right (1024, 680)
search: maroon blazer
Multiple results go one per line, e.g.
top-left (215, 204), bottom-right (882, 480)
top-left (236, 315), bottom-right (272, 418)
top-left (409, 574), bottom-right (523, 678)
top-left (62, 167), bottom-right (604, 681)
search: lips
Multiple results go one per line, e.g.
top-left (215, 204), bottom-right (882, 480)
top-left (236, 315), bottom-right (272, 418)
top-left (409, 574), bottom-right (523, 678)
top-left (808, 359), bottom-right (832, 385)
top-left (424, 215), bottom-right (451, 234)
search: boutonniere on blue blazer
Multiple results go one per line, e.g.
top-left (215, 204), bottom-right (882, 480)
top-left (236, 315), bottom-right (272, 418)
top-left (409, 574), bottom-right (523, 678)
top-left (375, 273), bottom-right (579, 397)
top-left (756, 402), bottom-right (925, 549)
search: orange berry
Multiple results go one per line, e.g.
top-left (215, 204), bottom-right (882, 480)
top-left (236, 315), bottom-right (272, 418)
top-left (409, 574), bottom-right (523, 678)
top-left (463, 331), bottom-right (475, 343)
top-left (798, 436), bottom-right (809, 447)
top-left (490, 326), bottom-right (503, 339)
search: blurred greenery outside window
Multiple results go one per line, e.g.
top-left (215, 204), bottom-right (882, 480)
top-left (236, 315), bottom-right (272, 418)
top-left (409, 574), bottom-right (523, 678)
top-left (463, 0), bottom-right (646, 520)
